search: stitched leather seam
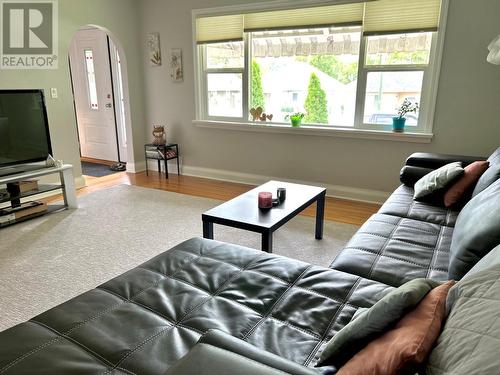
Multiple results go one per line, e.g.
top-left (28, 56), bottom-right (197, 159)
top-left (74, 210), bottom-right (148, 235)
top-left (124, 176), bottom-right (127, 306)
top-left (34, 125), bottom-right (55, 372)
top-left (97, 287), bottom-right (207, 336)
top-left (367, 217), bottom-right (402, 278)
top-left (304, 277), bottom-right (361, 366)
top-left (176, 252), bottom-right (267, 326)
top-left (344, 247), bottom-right (448, 272)
top-left (426, 225), bottom-right (445, 278)
top-left (242, 265), bottom-right (313, 340)
top-left (0, 335), bottom-right (61, 374)
top-left (247, 269), bottom-right (359, 309)
top-left (101, 325), bottom-right (175, 375)
top-left (363, 219), bottom-right (448, 235)
top-left (0, 299), bottom-right (126, 375)
top-left (267, 317), bottom-right (321, 339)
top-left (27, 321), bottom-right (137, 375)
top-left (202, 344), bottom-right (291, 375)
top-left (354, 231), bottom-right (446, 249)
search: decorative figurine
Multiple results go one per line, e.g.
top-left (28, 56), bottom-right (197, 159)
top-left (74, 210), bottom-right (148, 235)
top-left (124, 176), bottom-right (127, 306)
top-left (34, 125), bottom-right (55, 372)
top-left (152, 125), bottom-right (166, 145)
top-left (250, 107), bottom-right (273, 122)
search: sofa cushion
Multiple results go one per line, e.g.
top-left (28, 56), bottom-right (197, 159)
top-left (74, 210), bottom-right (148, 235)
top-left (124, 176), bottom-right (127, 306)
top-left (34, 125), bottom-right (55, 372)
top-left (331, 214), bottom-right (453, 287)
top-left (426, 264), bottom-right (500, 375)
top-left (448, 178), bottom-right (500, 280)
top-left (413, 162), bottom-right (463, 201)
top-left (443, 161), bottom-right (490, 208)
top-left (317, 278), bottom-right (440, 368)
top-left (337, 281), bottom-right (454, 375)
top-left (0, 238), bottom-right (395, 374)
top-left (472, 147), bottom-right (500, 197)
top-left (378, 185), bottom-right (459, 227)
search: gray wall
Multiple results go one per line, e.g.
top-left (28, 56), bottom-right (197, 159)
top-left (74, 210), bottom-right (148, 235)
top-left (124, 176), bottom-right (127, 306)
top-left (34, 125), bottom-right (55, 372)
top-left (0, 0), bottom-right (146, 180)
top-left (140, 0), bottom-right (500, 196)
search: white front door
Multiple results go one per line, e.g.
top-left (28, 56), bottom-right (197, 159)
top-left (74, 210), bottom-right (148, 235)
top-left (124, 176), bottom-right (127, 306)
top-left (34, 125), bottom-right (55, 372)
top-left (69, 29), bottom-right (118, 162)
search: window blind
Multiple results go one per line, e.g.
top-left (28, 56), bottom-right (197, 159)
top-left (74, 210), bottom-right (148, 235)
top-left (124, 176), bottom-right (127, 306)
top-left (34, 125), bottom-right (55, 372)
top-left (196, 14), bottom-right (244, 44)
top-left (243, 3), bottom-right (365, 32)
top-left (363, 0), bottom-right (441, 35)
top-left (195, 0), bottom-right (442, 43)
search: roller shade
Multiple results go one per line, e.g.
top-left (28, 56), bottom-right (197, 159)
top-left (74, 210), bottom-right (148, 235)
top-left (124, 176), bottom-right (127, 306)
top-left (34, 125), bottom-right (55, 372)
top-left (244, 3), bottom-right (365, 32)
top-left (363, 0), bottom-right (441, 35)
top-left (196, 14), bottom-right (244, 44)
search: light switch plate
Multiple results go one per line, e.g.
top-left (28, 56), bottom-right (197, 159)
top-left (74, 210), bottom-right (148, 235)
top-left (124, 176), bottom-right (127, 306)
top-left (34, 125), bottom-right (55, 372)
top-left (50, 88), bottom-right (58, 99)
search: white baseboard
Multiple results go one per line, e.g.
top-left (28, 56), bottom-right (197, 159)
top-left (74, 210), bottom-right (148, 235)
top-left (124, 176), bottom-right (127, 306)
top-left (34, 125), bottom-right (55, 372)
top-left (126, 161), bottom-right (145, 173)
top-left (181, 165), bottom-right (390, 204)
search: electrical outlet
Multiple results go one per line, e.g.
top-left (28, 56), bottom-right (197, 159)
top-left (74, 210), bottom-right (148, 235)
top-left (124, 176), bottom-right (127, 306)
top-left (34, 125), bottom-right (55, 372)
top-left (50, 88), bottom-right (58, 99)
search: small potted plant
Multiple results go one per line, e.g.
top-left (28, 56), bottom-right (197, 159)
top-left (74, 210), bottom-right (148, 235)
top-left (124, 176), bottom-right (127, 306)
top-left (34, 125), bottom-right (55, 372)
top-left (285, 112), bottom-right (306, 127)
top-left (393, 99), bottom-right (419, 132)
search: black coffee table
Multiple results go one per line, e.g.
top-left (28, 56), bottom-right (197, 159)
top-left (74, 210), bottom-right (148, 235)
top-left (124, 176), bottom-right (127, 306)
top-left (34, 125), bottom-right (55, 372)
top-left (202, 181), bottom-right (326, 252)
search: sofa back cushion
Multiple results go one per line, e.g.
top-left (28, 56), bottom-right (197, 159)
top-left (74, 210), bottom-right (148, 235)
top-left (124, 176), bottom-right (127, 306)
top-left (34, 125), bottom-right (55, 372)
top-left (448, 178), bottom-right (500, 280)
top-left (426, 263), bottom-right (500, 375)
top-left (472, 147), bottom-right (500, 197)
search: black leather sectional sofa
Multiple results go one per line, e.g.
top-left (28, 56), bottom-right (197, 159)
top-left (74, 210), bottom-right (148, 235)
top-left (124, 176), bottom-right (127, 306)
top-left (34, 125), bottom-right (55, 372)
top-left (0, 150), bottom-right (499, 375)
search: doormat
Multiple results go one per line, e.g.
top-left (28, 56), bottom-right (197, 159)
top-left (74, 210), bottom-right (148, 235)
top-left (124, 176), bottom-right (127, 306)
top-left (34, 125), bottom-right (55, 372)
top-left (81, 162), bottom-right (119, 177)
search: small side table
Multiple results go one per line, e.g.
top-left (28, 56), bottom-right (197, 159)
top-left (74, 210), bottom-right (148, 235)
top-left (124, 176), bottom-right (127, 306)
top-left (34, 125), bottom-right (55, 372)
top-left (144, 143), bottom-right (180, 179)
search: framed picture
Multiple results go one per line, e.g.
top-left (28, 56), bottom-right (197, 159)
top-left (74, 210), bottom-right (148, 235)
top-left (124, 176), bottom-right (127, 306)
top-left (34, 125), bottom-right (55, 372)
top-left (147, 32), bottom-right (161, 66)
top-left (170, 48), bottom-right (183, 82)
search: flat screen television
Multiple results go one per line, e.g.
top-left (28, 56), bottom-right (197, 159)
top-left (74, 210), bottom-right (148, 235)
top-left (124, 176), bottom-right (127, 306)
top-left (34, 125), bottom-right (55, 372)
top-left (0, 89), bottom-right (52, 171)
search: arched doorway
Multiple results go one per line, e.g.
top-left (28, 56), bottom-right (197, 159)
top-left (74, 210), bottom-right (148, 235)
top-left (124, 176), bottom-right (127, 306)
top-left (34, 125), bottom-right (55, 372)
top-left (68, 25), bottom-right (134, 178)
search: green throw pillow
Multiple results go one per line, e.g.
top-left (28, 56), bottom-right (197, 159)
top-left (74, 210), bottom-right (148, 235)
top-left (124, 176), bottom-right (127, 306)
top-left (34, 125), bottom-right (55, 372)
top-left (414, 162), bottom-right (464, 201)
top-left (317, 278), bottom-right (440, 368)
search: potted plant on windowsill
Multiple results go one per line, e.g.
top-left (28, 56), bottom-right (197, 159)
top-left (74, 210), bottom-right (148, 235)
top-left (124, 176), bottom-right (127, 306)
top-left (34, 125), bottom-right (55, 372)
top-left (285, 112), bottom-right (306, 127)
top-left (393, 99), bottom-right (419, 132)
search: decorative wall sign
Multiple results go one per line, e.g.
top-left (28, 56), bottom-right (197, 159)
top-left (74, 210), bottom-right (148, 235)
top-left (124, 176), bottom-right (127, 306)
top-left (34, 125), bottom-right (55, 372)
top-left (170, 48), bottom-right (183, 82)
top-left (147, 32), bottom-right (161, 66)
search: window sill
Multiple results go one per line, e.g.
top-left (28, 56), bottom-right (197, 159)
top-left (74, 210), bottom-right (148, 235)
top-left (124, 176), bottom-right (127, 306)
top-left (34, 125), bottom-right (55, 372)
top-left (193, 120), bottom-right (433, 143)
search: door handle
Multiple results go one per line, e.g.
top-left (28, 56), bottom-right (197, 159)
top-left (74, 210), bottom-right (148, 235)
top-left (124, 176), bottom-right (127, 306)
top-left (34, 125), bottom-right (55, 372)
top-left (105, 103), bottom-right (113, 108)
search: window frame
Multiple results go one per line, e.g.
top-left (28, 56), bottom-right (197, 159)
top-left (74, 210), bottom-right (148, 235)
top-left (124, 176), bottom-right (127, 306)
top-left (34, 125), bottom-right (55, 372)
top-left (354, 32), bottom-right (438, 133)
top-left (199, 39), bottom-right (249, 121)
top-left (192, 0), bottom-right (449, 137)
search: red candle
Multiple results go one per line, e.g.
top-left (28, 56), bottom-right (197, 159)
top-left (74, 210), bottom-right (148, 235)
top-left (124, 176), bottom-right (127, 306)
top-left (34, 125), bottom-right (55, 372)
top-left (258, 192), bottom-right (273, 209)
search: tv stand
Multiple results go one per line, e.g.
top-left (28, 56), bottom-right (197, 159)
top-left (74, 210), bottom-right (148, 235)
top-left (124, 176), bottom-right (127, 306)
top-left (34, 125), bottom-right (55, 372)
top-left (0, 164), bottom-right (50, 177)
top-left (0, 164), bottom-right (77, 228)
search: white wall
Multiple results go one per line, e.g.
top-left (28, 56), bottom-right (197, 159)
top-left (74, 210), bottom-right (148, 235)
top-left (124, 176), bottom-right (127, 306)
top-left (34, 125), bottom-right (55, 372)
top-left (0, 0), bottom-right (146, 181)
top-left (139, 0), bottom-right (500, 201)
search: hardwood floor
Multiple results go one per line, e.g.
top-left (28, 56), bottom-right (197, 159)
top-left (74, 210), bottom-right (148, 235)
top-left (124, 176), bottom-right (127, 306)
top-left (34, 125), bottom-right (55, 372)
top-left (45, 171), bottom-right (380, 226)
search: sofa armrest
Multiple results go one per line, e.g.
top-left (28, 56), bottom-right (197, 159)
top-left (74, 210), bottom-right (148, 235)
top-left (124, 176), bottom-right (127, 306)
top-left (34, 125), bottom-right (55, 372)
top-left (164, 330), bottom-right (331, 375)
top-left (400, 165), bottom-right (434, 187)
top-left (406, 152), bottom-right (485, 169)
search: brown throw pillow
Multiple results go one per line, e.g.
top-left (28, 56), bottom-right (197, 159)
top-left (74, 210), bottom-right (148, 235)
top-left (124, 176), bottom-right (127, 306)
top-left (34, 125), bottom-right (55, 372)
top-left (337, 280), bottom-right (455, 375)
top-left (444, 161), bottom-right (489, 208)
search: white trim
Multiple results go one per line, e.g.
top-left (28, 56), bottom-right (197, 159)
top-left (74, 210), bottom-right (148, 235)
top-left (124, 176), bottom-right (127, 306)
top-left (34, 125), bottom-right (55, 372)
top-left (424, 0), bottom-right (449, 133)
top-left (182, 164), bottom-right (390, 204)
top-left (193, 119), bottom-right (433, 143)
top-left (127, 161), bottom-right (146, 173)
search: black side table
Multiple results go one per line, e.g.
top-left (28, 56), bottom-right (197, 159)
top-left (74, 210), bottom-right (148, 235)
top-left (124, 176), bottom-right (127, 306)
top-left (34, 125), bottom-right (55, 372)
top-left (144, 143), bottom-right (180, 179)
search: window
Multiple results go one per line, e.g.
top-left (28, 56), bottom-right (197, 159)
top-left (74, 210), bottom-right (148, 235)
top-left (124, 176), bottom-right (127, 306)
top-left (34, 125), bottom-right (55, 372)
top-left (84, 50), bottom-right (99, 110)
top-left (202, 41), bottom-right (245, 118)
top-left (195, 0), bottom-right (443, 134)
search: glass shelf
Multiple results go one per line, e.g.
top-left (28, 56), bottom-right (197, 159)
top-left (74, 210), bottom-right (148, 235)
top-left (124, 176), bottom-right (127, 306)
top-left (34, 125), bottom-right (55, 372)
top-left (0, 184), bottom-right (63, 205)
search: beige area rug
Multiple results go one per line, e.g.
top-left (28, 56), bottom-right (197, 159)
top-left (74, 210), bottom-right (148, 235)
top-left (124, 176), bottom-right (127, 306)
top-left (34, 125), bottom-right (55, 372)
top-left (0, 184), bottom-right (359, 332)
